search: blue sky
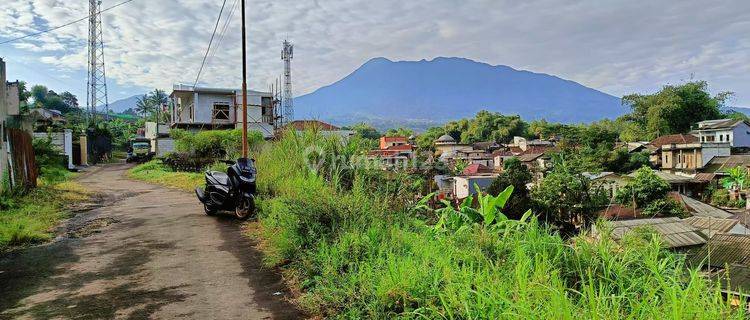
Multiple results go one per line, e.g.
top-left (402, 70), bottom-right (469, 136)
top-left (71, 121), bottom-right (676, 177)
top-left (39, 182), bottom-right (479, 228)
top-left (1, 0), bottom-right (748, 107)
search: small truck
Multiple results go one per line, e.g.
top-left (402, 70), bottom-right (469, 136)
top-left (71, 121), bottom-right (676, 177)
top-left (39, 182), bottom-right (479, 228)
top-left (126, 137), bottom-right (155, 163)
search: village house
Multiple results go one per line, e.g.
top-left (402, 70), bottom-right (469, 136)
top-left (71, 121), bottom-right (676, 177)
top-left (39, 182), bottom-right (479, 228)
top-left (594, 217), bottom-right (707, 250)
top-left (583, 171), bottom-right (631, 199)
top-left (452, 174), bottom-right (498, 199)
top-left (660, 142), bottom-right (730, 173)
top-left (169, 84), bottom-right (275, 138)
top-left (434, 134), bottom-right (472, 155)
top-left (647, 134), bottom-right (699, 167)
top-left (367, 136), bottom-right (415, 168)
top-left (693, 119), bottom-right (750, 148)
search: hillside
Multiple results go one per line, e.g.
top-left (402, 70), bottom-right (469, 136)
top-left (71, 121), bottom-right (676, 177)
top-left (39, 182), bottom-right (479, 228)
top-left (98, 94), bottom-right (141, 114)
top-left (296, 57), bottom-right (624, 125)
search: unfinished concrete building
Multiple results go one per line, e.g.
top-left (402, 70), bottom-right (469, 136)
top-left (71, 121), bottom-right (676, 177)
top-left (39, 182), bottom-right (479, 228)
top-left (169, 84), bottom-right (275, 137)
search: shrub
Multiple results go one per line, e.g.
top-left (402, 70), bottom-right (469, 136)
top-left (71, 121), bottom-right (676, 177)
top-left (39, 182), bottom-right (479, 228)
top-left (642, 198), bottom-right (688, 217)
top-left (162, 152), bottom-right (215, 172)
top-left (171, 128), bottom-right (263, 159)
top-left (710, 189), bottom-right (731, 207)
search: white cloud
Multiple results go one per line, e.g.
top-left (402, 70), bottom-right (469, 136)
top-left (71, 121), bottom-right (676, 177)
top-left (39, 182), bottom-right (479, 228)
top-left (0, 0), bottom-right (749, 105)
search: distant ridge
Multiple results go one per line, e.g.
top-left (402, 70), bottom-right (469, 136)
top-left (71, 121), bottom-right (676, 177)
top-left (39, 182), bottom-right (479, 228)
top-left (295, 57), bottom-right (624, 126)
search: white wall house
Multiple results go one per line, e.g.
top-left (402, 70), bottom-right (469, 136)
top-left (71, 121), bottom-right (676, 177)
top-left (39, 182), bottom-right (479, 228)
top-left (695, 119), bottom-right (750, 148)
top-left (169, 84), bottom-right (275, 137)
top-left (453, 175), bottom-right (498, 199)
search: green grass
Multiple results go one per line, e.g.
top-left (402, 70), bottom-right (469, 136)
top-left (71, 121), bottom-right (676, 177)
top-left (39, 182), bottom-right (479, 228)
top-left (252, 130), bottom-right (744, 319)
top-left (127, 160), bottom-right (204, 192)
top-left (0, 181), bottom-right (89, 250)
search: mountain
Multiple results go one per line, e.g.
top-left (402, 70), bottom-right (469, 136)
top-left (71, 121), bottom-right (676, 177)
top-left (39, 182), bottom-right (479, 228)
top-left (295, 57), bottom-right (624, 126)
top-left (98, 94), bottom-right (141, 114)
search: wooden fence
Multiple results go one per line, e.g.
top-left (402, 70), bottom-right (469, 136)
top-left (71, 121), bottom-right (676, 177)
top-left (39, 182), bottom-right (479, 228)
top-left (6, 128), bottom-right (37, 192)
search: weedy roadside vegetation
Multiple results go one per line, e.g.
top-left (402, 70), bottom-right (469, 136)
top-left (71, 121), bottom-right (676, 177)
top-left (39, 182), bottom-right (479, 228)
top-left (1, 136), bottom-right (89, 250)
top-left (255, 129), bottom-right (744, 319)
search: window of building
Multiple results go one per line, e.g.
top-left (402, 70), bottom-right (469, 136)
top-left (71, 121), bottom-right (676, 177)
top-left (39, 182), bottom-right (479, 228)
top-left (720, 135), bottom-right (724, 142)
top-left (212, 102), bottom-right (230, 120)
top-left (727, 134), bottom-right (730, 142)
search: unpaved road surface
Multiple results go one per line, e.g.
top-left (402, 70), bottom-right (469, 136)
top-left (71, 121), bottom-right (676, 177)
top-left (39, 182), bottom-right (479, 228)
top-left (0, 163), bottom-right (303, 319)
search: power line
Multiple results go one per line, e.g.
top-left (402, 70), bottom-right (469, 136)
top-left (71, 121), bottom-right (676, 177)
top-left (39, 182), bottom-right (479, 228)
top-left (0, 0), bottom-right (137, 45)
top-left (193, 0), bottom-right (228, 88)
top-left (207, 0), bottom-right (238, 65)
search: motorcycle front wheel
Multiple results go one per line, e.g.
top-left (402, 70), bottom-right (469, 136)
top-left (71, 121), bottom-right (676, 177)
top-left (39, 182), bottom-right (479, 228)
top-left (235, 196), bottom-right (255, 220)
top-left (204, 204), bottom-right (217, 216)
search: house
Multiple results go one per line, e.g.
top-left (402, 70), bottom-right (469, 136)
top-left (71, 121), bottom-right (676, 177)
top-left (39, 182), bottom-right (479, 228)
top-left (434, 134), bottom-right (472, 155)
top-left (0, 58), bottom-right (21, 190)
top-left (452, 174), bottom-right (498, 199)
top-left (687, 234), bottom-right (750, 307)
top-left (694, 119), bottom-right (750, 148)
top-left (169, 84), bottom-right (275, 137)
top-left (647, 134), bottom-right (700, 167)
top-left (583, 172), bottom-right (631, 199)
top-left (594, 217), bottom-right (707, 250)
top-left (492, 150), bottom-right (515, 170)
top-left (285, 120), bottom-right (354, 138)
top-left (462, 163), bottom-right (494, 175)
top-left (627, 170), bottom-right (696, 195)
top-left (452, 149), bottom-right (494, 168)
top-left (614, 141), bottom-right (650, 153)
top-left (472, 141), bottom-right (502, 153)
top-left (660, 142), bottom-right (730, 173)
top-left (507, 136), bottom-right (554, 152)
top-left (367, 136), bottom-right (415, 168)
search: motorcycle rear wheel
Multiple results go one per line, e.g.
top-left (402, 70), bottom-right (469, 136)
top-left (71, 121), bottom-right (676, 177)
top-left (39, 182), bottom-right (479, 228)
top-left (235, 197), bottom-right (255, 220)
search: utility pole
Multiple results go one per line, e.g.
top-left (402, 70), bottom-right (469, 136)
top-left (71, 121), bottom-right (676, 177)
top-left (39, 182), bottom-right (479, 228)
top-left (240, 0), bottom-right (248, 158)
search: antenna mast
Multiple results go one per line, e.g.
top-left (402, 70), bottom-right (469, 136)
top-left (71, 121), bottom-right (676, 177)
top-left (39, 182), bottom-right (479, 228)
top-left (86, 0), bottom-right (109, 123)
top-left (281, 40), bottom-right (293, 125)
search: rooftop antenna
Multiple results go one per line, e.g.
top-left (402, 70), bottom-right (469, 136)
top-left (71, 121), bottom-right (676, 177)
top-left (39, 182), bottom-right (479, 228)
top-left (86, 0), bottom-right (109, 123)
top-left (281, 39), bottom-right (293, 125)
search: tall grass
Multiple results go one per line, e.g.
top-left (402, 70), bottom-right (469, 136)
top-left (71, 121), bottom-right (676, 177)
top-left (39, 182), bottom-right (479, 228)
top-left (0, 181), bottom-right (89, 250)
top-left (127, 160), bottom-right (204, 192)
top-left (255, 130), bottom-right (743, 319)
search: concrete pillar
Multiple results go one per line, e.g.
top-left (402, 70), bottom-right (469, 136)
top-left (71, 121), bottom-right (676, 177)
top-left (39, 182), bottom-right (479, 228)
top-left (80, 135), bottom-right (88, 166)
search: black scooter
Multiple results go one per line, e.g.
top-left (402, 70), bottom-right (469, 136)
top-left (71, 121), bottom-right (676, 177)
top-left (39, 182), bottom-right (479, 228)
top-left (195, 158), bottom-right (256, 220)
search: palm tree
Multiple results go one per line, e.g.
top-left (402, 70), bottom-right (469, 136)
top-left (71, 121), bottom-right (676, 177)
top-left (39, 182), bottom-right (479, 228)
top-left (134, 94), bottom-right (152, 120)
top-left (149, 89), bottom-right (169, 123)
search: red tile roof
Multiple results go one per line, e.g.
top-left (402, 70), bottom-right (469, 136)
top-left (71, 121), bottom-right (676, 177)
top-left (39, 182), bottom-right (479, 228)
top-left (463, 163), bottom-right (493, 175)
top-left (649, 134), bottom-right (699, 148)
top-left (386, 144), bottom-right (413, 151)
top-left (597, 204), bottom-right (645, 220)
top-left (288, 120), bottom-right (340, 131)
top-left (381, 136), bottom-right (408, 142)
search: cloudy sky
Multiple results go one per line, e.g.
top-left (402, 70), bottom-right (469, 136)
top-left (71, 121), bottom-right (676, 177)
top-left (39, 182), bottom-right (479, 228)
top-left (0, 0), bottom-right (748, 107)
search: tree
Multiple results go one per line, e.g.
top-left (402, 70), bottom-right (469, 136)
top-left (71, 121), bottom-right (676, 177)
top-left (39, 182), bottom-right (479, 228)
top-left (385, 127), bottom-right (414, 138)
top-left (30, 84), bottom-right (49, 108)
top-left (615, 167), bottom-right (670, 208)
top-left (343, 123), bottom-right (381, 140)
top-left (416, 126), bottom-right (445, 151)
top-left (135, 94), bottom-right (152, 119)
top-left (621, 81), bottom-right (729, 139)
top-left (487, 157), bottom-right (533, 219)
top-left (531, 154), bottom-right (607, 233)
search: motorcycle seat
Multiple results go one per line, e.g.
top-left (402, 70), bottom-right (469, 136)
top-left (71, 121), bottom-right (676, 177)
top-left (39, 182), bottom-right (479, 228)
top-left (208, 171), bottom-right (230, 186)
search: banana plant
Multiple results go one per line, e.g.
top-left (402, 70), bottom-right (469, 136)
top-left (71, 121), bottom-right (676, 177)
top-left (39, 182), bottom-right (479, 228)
top-left (433, 184), bottom-right (532, 232)
top-left (721, 166), bottom-right (748, 191)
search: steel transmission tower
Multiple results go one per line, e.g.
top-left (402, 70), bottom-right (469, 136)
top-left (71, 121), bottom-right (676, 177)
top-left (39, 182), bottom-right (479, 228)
top-left (281, 40), bottom-right (293, 125)
top-left (87, 0), bottom-right (109, 122)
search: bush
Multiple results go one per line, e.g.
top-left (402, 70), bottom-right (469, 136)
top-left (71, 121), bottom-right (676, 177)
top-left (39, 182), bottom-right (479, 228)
top-left (615, 167), bottom-right (670, 208)
top-left (710, 189), bottom-right (731, 207)
top-left (171, 128), bottom-right (264, 159)
top-left (642, 198), bottom-right (688, 217)
top-left (162, 152), bottom-right (214, 172)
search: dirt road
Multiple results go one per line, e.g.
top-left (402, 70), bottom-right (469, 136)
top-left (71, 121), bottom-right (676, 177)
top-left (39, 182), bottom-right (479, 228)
top-left (0, 163), bottom-right (303, 319)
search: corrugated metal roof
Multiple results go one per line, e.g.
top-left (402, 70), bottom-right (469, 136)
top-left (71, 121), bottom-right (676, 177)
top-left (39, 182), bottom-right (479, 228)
top-left (605, 217), bottom-right (707, 249)
top-left (697, 119), bottom-right (745, 130)
top-left (682, 216), bottom-right (738, 237)
top-left (626, 170), bottom-right (693, 183)
top-left (687, 234), bottom-right (750, 268)
top-left (680, 194), bottom-right (734, 219)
